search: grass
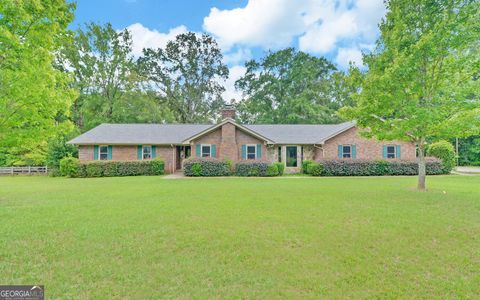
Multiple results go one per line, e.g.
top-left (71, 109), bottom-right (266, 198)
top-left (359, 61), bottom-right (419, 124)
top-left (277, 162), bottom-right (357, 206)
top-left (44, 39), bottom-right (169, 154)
top-left (0, 175), bottom-right (479, 299)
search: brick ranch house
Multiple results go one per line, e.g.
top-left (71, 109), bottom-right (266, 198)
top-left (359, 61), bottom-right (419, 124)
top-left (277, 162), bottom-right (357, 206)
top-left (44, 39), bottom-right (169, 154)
top-left (68, 106), bottom-right (416, 173)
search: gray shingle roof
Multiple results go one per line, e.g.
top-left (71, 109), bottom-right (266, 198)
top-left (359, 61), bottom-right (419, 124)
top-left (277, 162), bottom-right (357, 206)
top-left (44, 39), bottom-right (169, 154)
top-left (68, 121), bottom-right (355, 145)
top-left (68, 124), bottom-right (212, 145)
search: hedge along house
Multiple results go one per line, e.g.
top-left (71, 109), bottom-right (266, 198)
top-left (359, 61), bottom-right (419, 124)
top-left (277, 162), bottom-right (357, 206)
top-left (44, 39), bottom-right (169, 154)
top-left (68, 105), bottom-right (416, 174)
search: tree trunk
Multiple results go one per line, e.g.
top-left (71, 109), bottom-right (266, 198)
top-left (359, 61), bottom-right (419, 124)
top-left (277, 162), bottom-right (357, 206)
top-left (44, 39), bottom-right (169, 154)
top-left (417, 138), bottom-right (426, 191)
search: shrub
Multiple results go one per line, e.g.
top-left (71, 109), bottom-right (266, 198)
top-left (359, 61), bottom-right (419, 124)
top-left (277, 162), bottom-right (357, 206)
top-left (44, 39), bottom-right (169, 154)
top-left (428, 141), bottom-right (456, 173)
top-left (302, 160), bottom-right (315, 174)
top-left (236, 161), bottom-right (281, 177)
top-left (76, 160), bottom-right (165, 178)
top-left (59, 157), bottom-right (80, 177)
top-left (183, 158), bottom-right (231, 176)
top-left (273, 162), bottom-right (285, 176)
top-left (309, 162), bottom-right (324, 176)
top-left (315, 159), bottom-right (444, 176)
top-left (266, 164), bottom-right (279, 176)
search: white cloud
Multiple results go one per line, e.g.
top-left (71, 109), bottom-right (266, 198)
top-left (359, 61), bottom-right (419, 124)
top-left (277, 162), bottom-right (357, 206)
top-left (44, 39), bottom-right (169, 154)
top-left (223, 48), bottom-right (252, 65)
top-left (336, 47), bottom-right (363, 69)
top-left (203, 0), bottom-right (385, 57)
top-left (221, 65), bottom-right (246, 103)
top-left (125, 23), bottom-right (188, 56)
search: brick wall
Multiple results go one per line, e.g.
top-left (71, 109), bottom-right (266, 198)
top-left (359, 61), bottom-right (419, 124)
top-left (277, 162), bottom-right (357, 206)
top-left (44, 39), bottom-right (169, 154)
top-left (317, 127), bottom-right (416, 160)
top-left (77, 145), bottom-right (176, 173)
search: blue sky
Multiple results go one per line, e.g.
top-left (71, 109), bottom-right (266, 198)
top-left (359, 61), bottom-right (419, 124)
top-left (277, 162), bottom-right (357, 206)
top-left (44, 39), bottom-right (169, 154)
top-left (72, 0), bottom-right (386, 100)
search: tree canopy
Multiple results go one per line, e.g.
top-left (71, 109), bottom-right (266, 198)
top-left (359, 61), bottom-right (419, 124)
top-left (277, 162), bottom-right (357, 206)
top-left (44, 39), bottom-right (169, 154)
top-left (341, 0), bottom-right (480, 190)
top-left (235, 48), bottom-right (348, 124)
top-left (0, 0), bottom-right (76, 164)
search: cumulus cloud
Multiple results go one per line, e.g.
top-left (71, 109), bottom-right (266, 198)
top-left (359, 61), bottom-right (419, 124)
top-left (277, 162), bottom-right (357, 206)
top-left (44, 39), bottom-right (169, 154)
top-left (203, 0), bottom-right (385, 57)
top-left (336, 47), bottom-right (363, 69)
top-left (221, 65), bottom-right (247, 103)
top-left (125, 23), bottom-right (188, 56)
top-left (223, 48), bottom-right (252, 65)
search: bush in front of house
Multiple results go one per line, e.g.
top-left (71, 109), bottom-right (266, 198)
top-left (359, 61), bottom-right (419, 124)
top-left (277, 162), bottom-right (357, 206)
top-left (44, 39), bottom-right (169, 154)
top-left (74, 159), bottom-right (165, 178)
top-left (183, 158), bottom-right (231, 176)
top-left (313, 159), bottom-right (445, 176)
top-left (235, 161), bottom-right (281, 177)
top-left (309, 162), bottom-right (324, 176)
top-left (59, 156), bottom-right (80, 177)
top-left (302, 160), bottom-right (315, 174)
top-left (427, 140), bottom-right (456, 173)
top-left (273, 162), bottom-right (285, 175)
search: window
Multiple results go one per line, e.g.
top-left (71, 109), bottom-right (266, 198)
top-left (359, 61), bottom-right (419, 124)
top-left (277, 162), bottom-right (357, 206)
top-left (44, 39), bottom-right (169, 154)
top-left (286, 146), bottom-right (297, 167)
top-left (278, 147), bottom-right (282, 162)
top-left (201, 145), bottom-right (211, 157)
top-left (143, 145), bottom-right (152, 160)
top-left (342, 145), bottom-right (351, 158)
top-left (246, 145), bottom-right (256, 160)
top-left (99, 145), bottom-right (108, 160)
top-left (387, 145), bottom-right (396, 159)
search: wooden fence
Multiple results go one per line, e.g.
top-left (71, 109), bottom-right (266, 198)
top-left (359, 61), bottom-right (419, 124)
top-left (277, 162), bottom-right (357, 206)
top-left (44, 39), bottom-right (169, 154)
top-left (0, 166), bottom-right (48, 175)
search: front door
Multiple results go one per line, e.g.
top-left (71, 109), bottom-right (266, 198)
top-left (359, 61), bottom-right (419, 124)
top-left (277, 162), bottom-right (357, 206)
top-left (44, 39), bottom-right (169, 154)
top-left (176, 146), bottom-right (191, 170)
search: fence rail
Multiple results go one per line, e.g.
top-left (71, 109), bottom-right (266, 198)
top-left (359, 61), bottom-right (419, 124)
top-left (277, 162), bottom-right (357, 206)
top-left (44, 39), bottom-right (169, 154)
top-left (0, 166), bottom-right (48, 175)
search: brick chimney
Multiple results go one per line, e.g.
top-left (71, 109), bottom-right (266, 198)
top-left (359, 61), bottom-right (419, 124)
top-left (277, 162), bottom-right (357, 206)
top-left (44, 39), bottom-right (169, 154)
top-left (221, 104), bottom-right (236, 120)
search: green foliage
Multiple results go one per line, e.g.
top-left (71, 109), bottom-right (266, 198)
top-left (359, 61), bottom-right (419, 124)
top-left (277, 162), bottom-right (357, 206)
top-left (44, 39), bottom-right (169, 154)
top-left (272, 162), bottom-right (285, 176)
top-left (183, 158), bottom-right (231, 177)
top-left (309, 163), bottom-right (324, 176)
top-left (59, 157), bottom-right (80, 177)
top-left (235, 48), bottom-right (346, 124)
top-left (315, 159), bottom-right (444, 176)
top-left (266, 164), bottom-right (280, 177)
top-left (340, 0), bottom-right (480, 189)
top-left (77, 159), bottom-right (165, 178)
top-left (457, 136), bottom-right (480, 166)
top-left (235, 161), bottom-right (281, 177)
top-left (58, 23), bottom-right (173, 131)
top-left (302, 160), bottom-right (315, 174)
top-left (46, 131), bottom-right (79, 168)
top-left (138, 33), bottom-right (229, 123)
top-left (0, 0), bottom-right (77, 159)
top-left (428, 141), bottom-right (456, 173)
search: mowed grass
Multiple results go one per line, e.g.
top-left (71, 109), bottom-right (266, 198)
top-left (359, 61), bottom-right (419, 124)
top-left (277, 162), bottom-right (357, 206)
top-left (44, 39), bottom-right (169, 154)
top-left (0, 176), bottom-right (479, 299)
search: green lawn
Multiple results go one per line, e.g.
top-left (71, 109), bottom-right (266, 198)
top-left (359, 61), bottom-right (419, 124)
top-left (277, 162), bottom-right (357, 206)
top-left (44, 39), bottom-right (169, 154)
top-left (0, 176), bottom-right (479, 299)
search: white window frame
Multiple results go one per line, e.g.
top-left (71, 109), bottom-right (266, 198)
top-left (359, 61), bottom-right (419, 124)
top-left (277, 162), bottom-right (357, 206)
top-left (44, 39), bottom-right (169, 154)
top-left (386, 145), bottom-right (397, 159)
top-left (201, 144), bottom-right (212, 157)
top-left (99, 145), bottom-right (109, 161)
top-left (246, 144), bottom-right (257, 160)
top-left (142, 145), bottom-right (152, 160)
top-left (342, 145), bottom-right (352, 158)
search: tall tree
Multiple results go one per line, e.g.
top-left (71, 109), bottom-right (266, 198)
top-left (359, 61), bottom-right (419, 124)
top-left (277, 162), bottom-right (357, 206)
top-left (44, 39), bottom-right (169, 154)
top-left (0, 0), bottom-right (76, 164)
top-left (58, 23), bottom-right (170, 131)
top-left (138, 32), bottom-right (229, 123)
top-left (341, 0), bottom-right (480, 190)
top-left (235, 48), bottom-right (346, 124)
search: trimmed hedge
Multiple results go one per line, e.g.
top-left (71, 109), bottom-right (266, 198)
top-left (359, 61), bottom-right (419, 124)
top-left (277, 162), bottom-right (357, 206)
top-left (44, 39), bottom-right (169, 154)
top-left (183, 158), bottom-right (231, 176)
top-left (236, 161), bottom-right (281, 177)
top-left (74, 159), bottom-right (165, 178)
top-left (313, 159), bottom-right (444, 176)
top-left (273, 162), bottom-right (285, 176)
top-left (302, 160), bottom-right (315, 174)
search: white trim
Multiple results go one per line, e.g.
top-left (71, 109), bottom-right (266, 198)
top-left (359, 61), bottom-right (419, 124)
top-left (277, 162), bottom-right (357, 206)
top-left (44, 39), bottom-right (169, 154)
top-left (245, 144), bottom-right (257, 160)
top-left (386, 144), bottom-right (397, 159)
top-left (200, 144), bottom-right (212, 158)
top-left (342, 144), bottom-right (352, 159)
top-left (317, 122), bottom-right (357, 144)
top-left (285, 145), bottom-right (299, 167)
top-left (142, 145), bottom-right (152, 160)
top-left (98, 145), bottom-right (109, 161)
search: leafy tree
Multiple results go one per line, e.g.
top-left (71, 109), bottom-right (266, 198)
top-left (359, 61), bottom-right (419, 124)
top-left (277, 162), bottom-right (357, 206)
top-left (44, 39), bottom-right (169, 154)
top-left (58, 23), bottom-right (171, 131)
top-left (46, 130), bottom-right (80, 169)
top-left (456, 136), bottom-right (480, 166)
top-left (0, 0), bottom-right (76, 162)
top-left (341, 0), bottom-right (480, 190)
top-left (235, 48), bottom-right (346, 124)
top-left (138, 32), bottom-right (229, 123)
